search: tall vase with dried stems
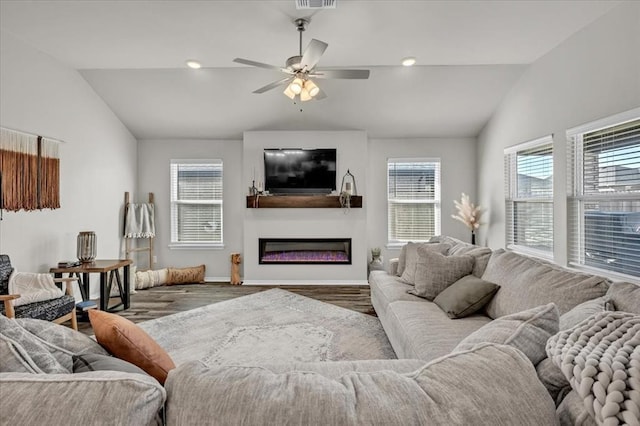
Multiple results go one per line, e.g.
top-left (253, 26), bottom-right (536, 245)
top-left (452, 193), bottom-right (483, 245)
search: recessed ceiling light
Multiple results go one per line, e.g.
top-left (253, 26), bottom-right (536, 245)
top-left (186, 60), bottom-right (202, 69)
top-left (401, 57), bottom-right (416, 67)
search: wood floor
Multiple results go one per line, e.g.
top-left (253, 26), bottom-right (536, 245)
top-left (77, 283), bottom-right (375, 335)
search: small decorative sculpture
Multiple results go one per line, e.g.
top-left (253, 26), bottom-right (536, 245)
top-left (77, 231), bottom-right (97, 263)
top-left (230, 253), bottom-right (242, 285)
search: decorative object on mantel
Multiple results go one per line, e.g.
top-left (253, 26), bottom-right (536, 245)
top-left (339, 169), bottom-right (357, 210)
top-left (230, 253), bottom-right (242, 285)
top-left (77, 231), bottom-right (97, 263)
top-left (0, 127), bottom-right (61, 212)
top-left (451, 193), bottom-right (484, 245)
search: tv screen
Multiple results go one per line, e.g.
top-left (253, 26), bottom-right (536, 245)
top-left (264, 148), bottom-right (337, 194)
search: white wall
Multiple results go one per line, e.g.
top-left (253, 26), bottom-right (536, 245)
top-left (367, 138), bottom-right (478, 266)
top-left (243, 131), bottom-right (367, 284)
top-left (477, 2), bottom-right (640, 265)
top-left (0, 32), bottom-right (137, 296)
top-left (137, 139), bottom-right (243, 280)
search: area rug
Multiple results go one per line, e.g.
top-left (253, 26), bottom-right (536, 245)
top-left (138, 288), bottom-right (396, 366)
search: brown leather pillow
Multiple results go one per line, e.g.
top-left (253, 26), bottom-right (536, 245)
top-left (166, 265), bottom-right (205, 285)
top-left (88, 310), bottom-right (175, 384)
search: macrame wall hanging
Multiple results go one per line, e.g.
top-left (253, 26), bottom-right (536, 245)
top-left (0, 127), bottom-right (61, 212)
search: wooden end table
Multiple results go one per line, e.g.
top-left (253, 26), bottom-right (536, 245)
top-left (51, 259), bottom-right (132, 312)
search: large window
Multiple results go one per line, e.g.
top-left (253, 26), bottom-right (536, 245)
top-left (567, 111), bottom-right (640, 278)
top-left (387, 159), bottom-right (441, 243)
top-left (170, 159), bottom-right (223, 247)
top-left (504, 136), bottom-right (554, 255)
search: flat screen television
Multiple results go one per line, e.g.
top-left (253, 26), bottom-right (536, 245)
top-left (264, 148), bottom-right (337, 194)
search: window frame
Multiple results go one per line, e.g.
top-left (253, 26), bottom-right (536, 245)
top-left (567, 107), bottom-right (640, 280)
top-left (169, 158), bottom-right (224, 249)
top-left (504, 135), bottom-right (554, 260)
top-left (386, 157), bottom-right (441, 247)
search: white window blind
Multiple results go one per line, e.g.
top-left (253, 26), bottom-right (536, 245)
top-left (568, 112), bottom-right (640, 279)
top-left (504, 136), bottom-right (554, 255)
top-left (170, 159), bottom-right (223, 246)
top-left (387, 159), bottom-right (441, 243)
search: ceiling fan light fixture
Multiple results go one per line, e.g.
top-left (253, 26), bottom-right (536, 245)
top-left (185, 59), bottom-right (202, 69)
top-left (290, 77), bottom-right (304, 94)
top-left (304, 79), bottom-right (320, 97)
top-left (401, 57), bottom-right (416, 67)
top-left (300, 87), bottom-right (312, 102)
top-left (283, 84), bottom-right (296, 99)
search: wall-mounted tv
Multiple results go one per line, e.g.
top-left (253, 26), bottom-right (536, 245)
top-left (264, 148), bottom-right (337, 194)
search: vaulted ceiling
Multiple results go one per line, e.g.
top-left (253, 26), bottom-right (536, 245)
top-left (0, 1), bottom-right (620, 139)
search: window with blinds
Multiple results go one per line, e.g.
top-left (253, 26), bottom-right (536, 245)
top-left (567, 112), bottom-right (640, 278)
top-left (387, 159), bottom-right (441, 243)
top-left (170, 159), bottom-right (223, 246)
top-left (504, 136), bottom-right (554, 255)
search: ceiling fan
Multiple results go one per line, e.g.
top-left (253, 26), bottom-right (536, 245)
top-left (233, 18), bottom-right (370, 102)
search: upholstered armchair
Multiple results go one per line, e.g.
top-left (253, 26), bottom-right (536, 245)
top-left (0, 255), bottom-right (78, 330)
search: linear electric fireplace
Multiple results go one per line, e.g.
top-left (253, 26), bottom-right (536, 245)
top-left (259, 238), bottom-right (352, 265)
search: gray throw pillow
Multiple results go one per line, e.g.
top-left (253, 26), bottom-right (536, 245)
top-left (434, 275), bottom-right (499, 318)
top-left (606, 281), bottom-right (640, 314)
top-left (454, 303), bottom-right (559, 365)
top-left (399, 242), bottom-right (451, 285)
top-left (73, 353), bottom-right (150, 376)
top-left (408, 249), bottom-right (474, 300)
top-left (17, 318), bottom-right (108, 356)
top-left (558, 296), bottom-right (610, 330)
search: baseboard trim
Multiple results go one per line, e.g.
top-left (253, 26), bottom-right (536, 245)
top-left (242, 280), bottom-right (369, 286)
top-left (205, 276), bottom-right (230, 282)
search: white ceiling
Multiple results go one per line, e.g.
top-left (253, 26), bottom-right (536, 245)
top-left (0, 1), bottom-right (620, 139)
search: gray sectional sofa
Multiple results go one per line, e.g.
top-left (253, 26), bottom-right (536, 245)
top-left (1, 236), bottom-right (638, 425)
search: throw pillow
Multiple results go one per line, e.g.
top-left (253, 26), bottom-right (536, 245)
top-left (166, 265), bottom-right (205, 285)
top-left (433, 275), bottom-right (499, 318)
top-left (558, 296), bottom-right (610, 330)
top-left (606, 281), bottom-right (640, 314)
top-left (408, 249), bottom-right (474, 300)
top-left (0, 314), bottom-right (69, 374)
top-left (399, 242), bottom-right (451, 285)
top-left (535, 357), bottom-right (571, 405)
top-left (89, 309), bottom-right (175, 384)
top-left (72, 353), bottom-right (150, 376)
top-left (16, 318), bottom-right (108, 356)
top-left (454, 303), bottom-right (559, 365)
top-left (447, 245), bottom-right (492, 277)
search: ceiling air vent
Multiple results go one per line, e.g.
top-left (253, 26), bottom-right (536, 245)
top-left (296, 0), bottom-right (336, 9)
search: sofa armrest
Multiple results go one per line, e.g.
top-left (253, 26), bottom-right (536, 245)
top-left (388, 258), bottom-right (399, 276)
top-left (0, 371), bottom-right (165, 426)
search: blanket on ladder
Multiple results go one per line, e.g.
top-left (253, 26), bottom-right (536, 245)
top-left (547, 311), bottom-right (639, 426)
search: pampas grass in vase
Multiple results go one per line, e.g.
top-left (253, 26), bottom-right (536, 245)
top-left (452, 193), bottom-right (483, 245)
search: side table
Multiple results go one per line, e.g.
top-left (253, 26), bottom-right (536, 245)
top-left (51, 259), bottom-right (132, 312)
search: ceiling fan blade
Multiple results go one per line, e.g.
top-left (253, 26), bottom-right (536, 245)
top-left (314, 88), bottom-right (327, 100)
top-left (233, 58), bottom-right (292, 74)
top-left (300, 39), bottom-right (328, 71)
top-left (253, 77), bottom-right (292, 94)
top-left (310, 69), bottom-right (370, 79)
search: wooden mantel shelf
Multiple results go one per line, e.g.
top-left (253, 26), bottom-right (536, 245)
top-left (246, 195), bottom-right (362, 209)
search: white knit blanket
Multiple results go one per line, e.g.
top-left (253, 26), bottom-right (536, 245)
top-left (547, 311), bottom-right (640, 426)
top-left (124, 203), bottom-right (155, 238)
top-left (8, 272), bottom-right (64, 307)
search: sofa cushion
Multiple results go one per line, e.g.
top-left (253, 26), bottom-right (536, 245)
top-left (399, 242), bottom-right (451, 285)
top-left (384, 300), bottom-right (491, 361)
top-left (165, 344), bottom-right (557, 426)
top-left (535, 357), bottom-right (571, 406)
top-left (558, 296), bottom-right (609, 330)
top-left (409, 249), bottom-right (474, 300)
top-left (433, 275), bottom-right (499, 319)
top-left (72, 353), bottom-right (150, 376)
top-left (0, 371), bottom-right (166, 426)
top-left (454, 303), bottom-right (559, 365)
top-left (0, 314), bottom-right (69, 374)
top-left (89, 309), bottom-right (176, 384)
top-left (483, 249), bottom-right (610, 318)
top-left (369, 271), bottom-right (422, 319)
top-left (606, 281), bottom-right (640, 313)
